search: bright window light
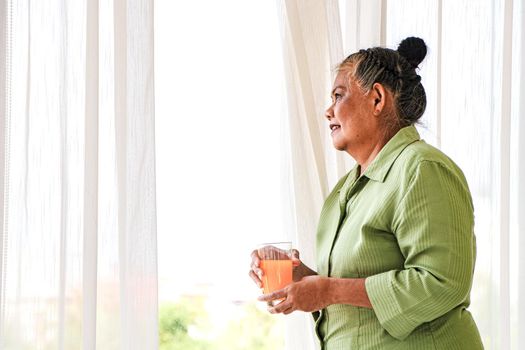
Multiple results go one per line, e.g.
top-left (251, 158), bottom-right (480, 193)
top-left (155, 1), bottom-right (286, 348)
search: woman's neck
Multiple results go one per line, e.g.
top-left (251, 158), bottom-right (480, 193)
top-left (355, 128), bottom-right (398, 176)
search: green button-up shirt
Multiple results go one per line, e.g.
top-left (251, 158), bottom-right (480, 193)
top-left (315, 125), bottom-right (483, 349)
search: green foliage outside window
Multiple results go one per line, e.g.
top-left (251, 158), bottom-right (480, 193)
top-left (159, 296), bottom-right (285, 350)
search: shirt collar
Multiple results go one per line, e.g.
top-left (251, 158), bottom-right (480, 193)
top-left (362, 125), bottom-right (421, 183)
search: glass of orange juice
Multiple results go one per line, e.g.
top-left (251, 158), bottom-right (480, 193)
top-left (258, 242), bottom-right (293, 298)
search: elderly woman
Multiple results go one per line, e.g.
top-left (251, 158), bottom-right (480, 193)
top-left (249, 37), bottom-right (483, 349)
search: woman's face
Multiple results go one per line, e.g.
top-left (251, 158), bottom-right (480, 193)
top-left (325, 71), bottom-right (377, 153)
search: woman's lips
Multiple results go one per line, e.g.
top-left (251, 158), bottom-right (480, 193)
top-left (330, 125), bottom-right (341, 135)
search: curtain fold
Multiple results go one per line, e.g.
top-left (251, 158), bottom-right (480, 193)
top-left (340, 0), bottom-right (385, 52)
top-left (114, 0), bottom-right (158, 348)
top-left (511, 0), bottom-right (525, 347)
top-left (0, 0), bottom-right (10, 342)
top-left (83, 0), bottom-right (99, 348)
top-left (277, 1), bottom-right (329, 349)
top-left (0, 0), bottom-right (158, 348)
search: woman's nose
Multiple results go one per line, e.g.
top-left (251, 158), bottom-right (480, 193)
top-left (325, 105), bottom-right (334, 121)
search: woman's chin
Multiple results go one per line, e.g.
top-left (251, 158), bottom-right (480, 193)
top-left (331, 140), bottom-right (346, 151)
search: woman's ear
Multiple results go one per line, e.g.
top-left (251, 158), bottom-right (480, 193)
top-left (371, 82), bottom-right (386, 116)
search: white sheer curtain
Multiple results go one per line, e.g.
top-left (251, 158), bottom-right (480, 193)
top-left (0, 0), bottom-right (158, 349)
top-left (278, 0), bottom-right (524, 349)
top-left (276, 1), bottom-right (348, 349)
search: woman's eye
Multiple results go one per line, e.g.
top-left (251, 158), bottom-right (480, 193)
top-left (335, 93), bottom-right (342, 100)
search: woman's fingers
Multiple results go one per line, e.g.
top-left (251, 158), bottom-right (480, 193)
top-left (282, 305), bottom-right (295, 315)
top-left (290, 249), bottom-right (301, 267)
top-left (248, 269), bottom-right (262, 288)
top-left (268, 297), bottom-right (293, 314)
top-left (250, 261), bottom-right (263, 276)
top-left (258, 288), bottom-right (287, 302)
top-left (250, 249), bottom-right (261, 264)
top-left (257, 245), bottom-right (289, 260)
top-left (255, 247), bottom-right (303, 269)
top-left (249, 249), bottom-right (264, 288)
top-left (250, 250), bottom-right (263, 275)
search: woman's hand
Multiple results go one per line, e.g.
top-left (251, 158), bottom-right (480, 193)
top-left (257, 275), bottom-right (332, 314)
top-left (248, 247), bottom-right (301, 289)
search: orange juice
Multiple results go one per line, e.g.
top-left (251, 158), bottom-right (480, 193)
top-left (260, 259), bottom-right (292, 294)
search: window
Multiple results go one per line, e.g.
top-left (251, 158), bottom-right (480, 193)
top-left (154, 1), bottom-right (287, 348)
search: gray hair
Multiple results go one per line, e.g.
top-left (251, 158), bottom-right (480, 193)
top-left (337, 37), bottom-right (427, 130)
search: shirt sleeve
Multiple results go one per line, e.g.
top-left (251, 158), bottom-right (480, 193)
top-left (365, 160), bottom-right (476, 341)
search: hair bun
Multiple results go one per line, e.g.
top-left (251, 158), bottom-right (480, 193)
top-left (397, 37), bottom-right (427, 69)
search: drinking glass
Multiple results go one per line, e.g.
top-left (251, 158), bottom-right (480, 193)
top-left (257, 241), bottom-right (293, 294)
